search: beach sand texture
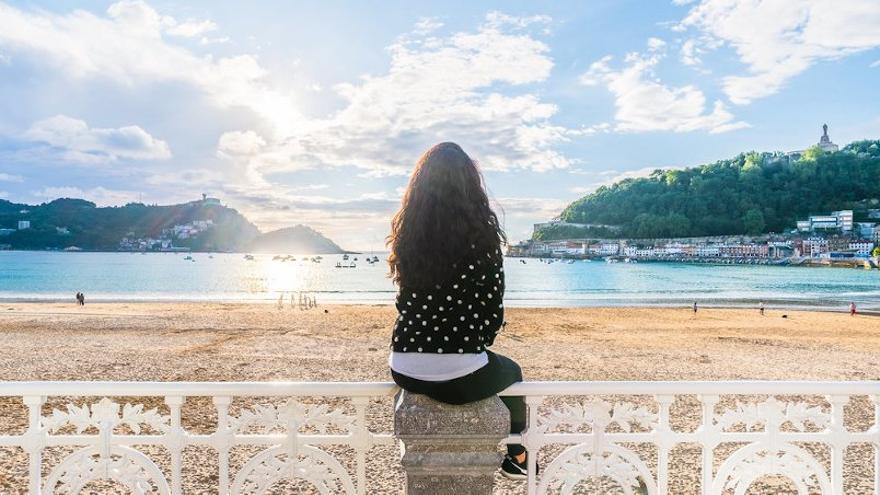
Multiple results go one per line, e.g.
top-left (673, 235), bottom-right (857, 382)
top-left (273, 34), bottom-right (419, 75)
top-left (0, 303), bottom-right (877, 493)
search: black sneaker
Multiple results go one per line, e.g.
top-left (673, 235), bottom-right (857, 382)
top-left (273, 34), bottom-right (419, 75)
top-left (500, 454), bottom-right (532, 480)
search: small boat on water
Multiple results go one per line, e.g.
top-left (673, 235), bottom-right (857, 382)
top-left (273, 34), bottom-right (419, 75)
top-left (244, 254), bottom-right (255, 261)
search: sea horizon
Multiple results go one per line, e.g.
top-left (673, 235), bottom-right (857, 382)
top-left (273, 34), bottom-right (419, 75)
top-left (3, 251), bottom-right (877, 311)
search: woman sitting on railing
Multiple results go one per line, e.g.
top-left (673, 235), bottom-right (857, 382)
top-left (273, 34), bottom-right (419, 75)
top-left (387, 142), bottom-right (530, 480)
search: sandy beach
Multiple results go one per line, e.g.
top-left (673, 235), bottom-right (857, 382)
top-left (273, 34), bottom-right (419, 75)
top-left (0, 303), bottom-right (877, 493)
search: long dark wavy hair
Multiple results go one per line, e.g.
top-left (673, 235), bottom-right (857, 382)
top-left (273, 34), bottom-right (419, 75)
top-left (388, 142), bottom-right (506, 288)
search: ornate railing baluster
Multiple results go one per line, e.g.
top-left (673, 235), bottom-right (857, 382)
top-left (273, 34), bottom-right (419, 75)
top-left (23, 395), bottom-right (45, 495)
top-left (212, 395), bottom-right (233, 494)
top-left (0, 381), bottom-right (878, 493)
top-left (165, 395), bottom-right (185, 495)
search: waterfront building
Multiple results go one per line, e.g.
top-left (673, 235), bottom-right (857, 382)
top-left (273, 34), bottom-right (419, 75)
top-left (17, 220), bottom-right (30, 230)
top-left (0, 228), bottom-right (14, 236)
top-left (849, 241), bottom-right (875, 256)
top-left (596, 242), bottom-right (620, 256)
top-left (695, 245), bottom-right (721, 257)
top-left (719, 244), bottom-right (768, 258)
top-left (801, 238), bottom-right (830, 258)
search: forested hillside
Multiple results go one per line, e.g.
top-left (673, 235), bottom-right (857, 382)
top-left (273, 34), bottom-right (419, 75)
top-left (0, 198), bottom-right (260, 251)
top-left (550, 141), bottom-right (880, 239)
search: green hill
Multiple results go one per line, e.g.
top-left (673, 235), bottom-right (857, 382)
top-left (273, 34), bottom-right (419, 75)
top-left (0, 198), bottom-right (344, 252)
top-left (544, 140), bottom-right (880, 240)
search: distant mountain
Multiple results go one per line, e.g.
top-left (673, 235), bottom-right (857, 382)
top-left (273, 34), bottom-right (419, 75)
top-left (537, 139), bottom-right (880, 241)
top-left (248, 225), bottom-right (346, 254)
top-left (0, 197), bottom-right (345, 253)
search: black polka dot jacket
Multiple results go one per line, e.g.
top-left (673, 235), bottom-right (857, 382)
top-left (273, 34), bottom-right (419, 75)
top-left (391, 252), bottom-right (505, 355)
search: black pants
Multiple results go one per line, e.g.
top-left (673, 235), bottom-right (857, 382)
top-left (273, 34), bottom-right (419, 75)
top-left (391, 351), bottom-right (526, 456)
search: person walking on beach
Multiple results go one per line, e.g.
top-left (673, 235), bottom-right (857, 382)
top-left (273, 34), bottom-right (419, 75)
top-left (850, 301), bottom-right (857, 316)
top-left (693, 301), bottom-right (698, 313)
top-left (759, 300), bottom-right (765, 316)
top-left (387, 142), bottom-right (530, 480)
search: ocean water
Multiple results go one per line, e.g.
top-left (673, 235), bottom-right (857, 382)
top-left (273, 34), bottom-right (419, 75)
top-left (0, 251), bottom-right (878, 310)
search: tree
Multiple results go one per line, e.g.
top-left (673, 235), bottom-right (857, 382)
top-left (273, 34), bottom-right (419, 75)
top-left (548, 141), bottom-right (880, 240)
top-left (873, 246), bottom-right (880, 257)
top-left (742, 209), bottom-right (766, 235)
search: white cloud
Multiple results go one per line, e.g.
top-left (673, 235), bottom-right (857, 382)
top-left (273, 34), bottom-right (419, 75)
top-left (0, 1), bottom-right (301, 133)
top-left (166, 19), bottom-right (217, 38)
top-left (677, 0), bottom-right (880, 104)
top-left (219, 13), bottom-right (579, 182)
top-left (32, 186), bottom-right (138, 206)
top-left (647, 37), bottom-right (666, 52)
top-left (580, 41), bottom-right (748, 133)
top-left (870, 59), bottom-right (880, 68)
top-left (217, 130), bottom-right (266, 156)
top-left (24, 115), bottom-right (171, 163)
top-left (680, 39), bottom-right (701, 66)
top-left (0, 173), bottom-right (23, 182)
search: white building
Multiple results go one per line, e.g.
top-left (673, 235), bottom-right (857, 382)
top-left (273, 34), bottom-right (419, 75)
top-left (597, 242), bottom-right (620, 256)
top-left (849, 241), bottom-right (875, 256)
top-left (796, 210), bottom-right (853, 233)
top-left (17, 220), bottom-right (30, 230)
top-left (695, 245), bottom-right (721, 257)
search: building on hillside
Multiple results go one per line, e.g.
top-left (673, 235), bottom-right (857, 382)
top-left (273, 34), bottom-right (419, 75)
top-left (816, 124), bottom-right (839, 152)
top-left (56, 226), bottom-right (70, 235)
top-left (17, 220), bottom-right (30, 230)
top-left (201, 193), bottom-right (221, 205)
top-left (796, 210), bottom-right (853, 233)
top-left (0, 228), bottom-right (15, 236)
top-left (786, 124), bottom-right (839, 160)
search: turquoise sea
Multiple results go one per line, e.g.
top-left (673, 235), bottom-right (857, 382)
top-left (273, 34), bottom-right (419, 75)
top-left (0, 251), bottom-right (878, 310)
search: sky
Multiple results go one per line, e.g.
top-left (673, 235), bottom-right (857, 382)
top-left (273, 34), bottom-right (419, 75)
top-left (0, 0), bottom-right (879, 250)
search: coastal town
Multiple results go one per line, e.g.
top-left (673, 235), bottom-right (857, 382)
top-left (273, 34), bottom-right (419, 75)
top-left (511, 126), bottom-right (880, 269)
top-left (511, 208), bottom-right (880, 268)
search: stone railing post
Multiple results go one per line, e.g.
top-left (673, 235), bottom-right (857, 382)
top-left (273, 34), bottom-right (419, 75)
top-left (394, 390), bottom-right (510, 494)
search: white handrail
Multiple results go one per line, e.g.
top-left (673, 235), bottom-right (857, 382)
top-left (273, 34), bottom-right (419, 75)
top-left (1, 379), bottom-right (877, 396)
top-left (0, 380), bottom-right (877, 494)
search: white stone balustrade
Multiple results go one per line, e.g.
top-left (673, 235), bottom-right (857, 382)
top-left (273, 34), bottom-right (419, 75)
top-left (0, 380), bottom-right (877, 494)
